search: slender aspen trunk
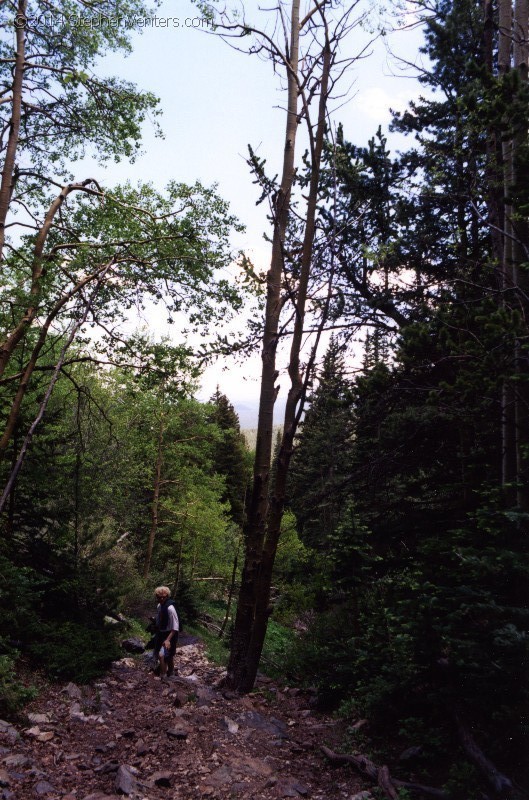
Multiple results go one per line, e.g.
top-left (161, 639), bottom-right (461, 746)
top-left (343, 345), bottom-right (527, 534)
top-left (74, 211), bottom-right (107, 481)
top-left (143, 411), bottom-right (165, 578)
top-left (6, 429), bottom-right (18, 537)
top-left (512, 0), bottom-right (529, 509)
top-left (483, 0), bottom-right (504, 268)
top-left (225, 0), bottom-right (301, 691)
top-left (500, 189), bottom-right (516, 498)
top-left (74, 450), bottom-right (81, 561)
top-left (241, 41), bottom-right (332, 688)
top-left (498, 0), bottom-right (513, 291)
top-left (497, 0), bottom-right (529, 508)
top-left (0, 0), bottom-right (26, 264)
top-left (220, 541), bottom-right (240, 639)
top-left (497, 0), bottom-right (519, 499)
top-left (191, 543), bottom-right (197, 581)
top-left (172, 533), bottom-right (185, 596)
top-left (501, 382), bottom-right (517, 492)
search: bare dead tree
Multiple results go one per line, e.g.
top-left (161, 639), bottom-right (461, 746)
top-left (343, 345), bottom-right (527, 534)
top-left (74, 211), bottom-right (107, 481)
top-left (205, 0), bottom-right (372, 692)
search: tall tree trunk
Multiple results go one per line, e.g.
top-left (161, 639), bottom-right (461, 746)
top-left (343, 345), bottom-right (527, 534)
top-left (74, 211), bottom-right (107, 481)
top-left (483, 0), bottom-right (504, 269)
top-left (172, 532), bottom-right (185, 596)
top-left (512, 0), bottom-right (529, 510)
top-left (74, 451), bottom-right (82, 561)
top-left (6, 430), bottom-right (18, 538)
top-left (225, 0), bottom-right (301, 691)
top-left (143, 411), bottom-right (165, 578)
top-left (0, 0), bottom-right (26, 264)
top-left (497, 0), bottom-right (529, 509)
top-left (497, 0), bottom-right (519, 501)
top-left (233, 37), bottom-right (332, 693)
top-left (220, 541), bottom-right (240, 639)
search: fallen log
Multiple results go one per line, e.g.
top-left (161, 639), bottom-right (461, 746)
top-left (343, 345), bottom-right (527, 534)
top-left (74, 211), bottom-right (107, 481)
top-left (321, 746), bottom-right (449, 800)
top-left (198, 619), bottom-right (222, 634)
top-left (452, 711), bottom-right (522, 799)
top-left (378, 764), bottom-right (399, 799)
top-left (197, 613), bottom-right (223, 634)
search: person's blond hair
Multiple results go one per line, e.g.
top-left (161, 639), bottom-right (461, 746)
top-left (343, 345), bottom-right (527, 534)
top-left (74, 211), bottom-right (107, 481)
top-left (154, 585), bottom-right (170, 598)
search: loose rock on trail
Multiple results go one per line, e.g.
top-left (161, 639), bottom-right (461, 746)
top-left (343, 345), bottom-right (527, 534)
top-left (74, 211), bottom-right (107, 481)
top-left (0, 637), bottom-right (368, 799)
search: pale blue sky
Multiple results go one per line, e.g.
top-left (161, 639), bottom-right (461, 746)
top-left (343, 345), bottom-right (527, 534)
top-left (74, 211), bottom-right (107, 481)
top-left (81, 0), bottom-right (427, 425)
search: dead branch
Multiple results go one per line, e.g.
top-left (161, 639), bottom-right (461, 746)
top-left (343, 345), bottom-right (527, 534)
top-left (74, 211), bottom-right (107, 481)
top-left (321, 746), bottom-right (449, 800)
top-left (452, 712), bottom-right (521, 799)
top-left (197, 615), bottom-right (223, 635)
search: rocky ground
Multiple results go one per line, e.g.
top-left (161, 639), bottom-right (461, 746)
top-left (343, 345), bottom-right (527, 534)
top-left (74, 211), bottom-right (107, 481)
top-left (0, 636), bottom-right (369, 800)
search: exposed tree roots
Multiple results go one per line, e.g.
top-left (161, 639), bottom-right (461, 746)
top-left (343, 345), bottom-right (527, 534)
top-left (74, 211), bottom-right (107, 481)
top-left (321, 745), bottom-right (449, 800)
top-left (452, 711), bottom-right (525, 800)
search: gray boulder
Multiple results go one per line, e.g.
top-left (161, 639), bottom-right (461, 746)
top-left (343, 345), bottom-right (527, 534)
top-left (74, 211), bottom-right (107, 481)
top-left (120, 638), bottom-right (145, 654)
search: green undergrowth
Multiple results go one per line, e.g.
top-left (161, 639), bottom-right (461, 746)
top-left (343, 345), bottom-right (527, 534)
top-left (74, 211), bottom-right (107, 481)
top-left (260, 619), bottom-right (296, 679)
top-left (0, 653), bottom-right (38, 719)
top-left (190, 605), bottom-right (522, 800)
top-left (186, 622), bottom-right (230, 667)
top-left (28, 622), bottom-right (121, 683)
top-left (124, 616), bottom-right (151, 641)
top-left (187, 597), bottom-right (231, 666)
top-left (186, 603), bottom-right (296, 680)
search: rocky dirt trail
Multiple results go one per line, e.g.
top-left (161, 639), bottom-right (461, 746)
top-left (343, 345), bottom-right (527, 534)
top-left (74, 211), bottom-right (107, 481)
top-left (0, 636), bottom-right (369, 800)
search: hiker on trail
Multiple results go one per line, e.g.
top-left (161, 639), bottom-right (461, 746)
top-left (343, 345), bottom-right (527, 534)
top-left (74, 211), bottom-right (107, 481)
top-left (154, 585), bottom-right (179, 678)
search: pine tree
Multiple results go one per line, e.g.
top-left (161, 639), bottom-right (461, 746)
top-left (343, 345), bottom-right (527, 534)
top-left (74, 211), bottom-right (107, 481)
top-left (288, 338), bottom-right (354, 551)
top-left (287, 1), bottom-right (529, 790)
top-left (208, 389), bottom-right (249, 528)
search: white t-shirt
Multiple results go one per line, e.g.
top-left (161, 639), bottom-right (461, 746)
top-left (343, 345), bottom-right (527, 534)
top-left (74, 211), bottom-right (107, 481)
top-left (157, 603), bottom-right (179, 632)
top-left (167, 605), bottom-right (179, 632)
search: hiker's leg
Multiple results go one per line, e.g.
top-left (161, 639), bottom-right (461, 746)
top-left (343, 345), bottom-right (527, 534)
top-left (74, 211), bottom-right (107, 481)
top-left (151, 649), bottom-right (159, 675)
top-left (152, 633), bottom-right (164, 675)
top-left (167, 632), bottom-right (178, 676)
top-left (159, 650), bottom-right (168, 677)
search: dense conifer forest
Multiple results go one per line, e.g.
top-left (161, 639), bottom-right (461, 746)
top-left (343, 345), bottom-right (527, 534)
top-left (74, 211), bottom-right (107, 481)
top-left (1, 1), bottom-right (528, 798)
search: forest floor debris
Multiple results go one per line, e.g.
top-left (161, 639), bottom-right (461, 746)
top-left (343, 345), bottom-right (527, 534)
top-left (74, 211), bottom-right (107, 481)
top-left (0, 636), bottom-right (368, 799)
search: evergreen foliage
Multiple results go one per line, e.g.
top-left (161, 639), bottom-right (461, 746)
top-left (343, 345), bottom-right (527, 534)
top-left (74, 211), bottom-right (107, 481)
top-left (0, 2), bottom-right (249, 701)
top-left (279, 0), bottom-right (529, 793)
top-left (0, 356), bottom-right (250, 692)
top-left (208, 389), bottom-right (250, 528)
top-left (1, 3), bottom-right (527, 795)
top-left (0, 654), bottom-right (37, 718)
top-left (289, 338), bottom-right (354, 553)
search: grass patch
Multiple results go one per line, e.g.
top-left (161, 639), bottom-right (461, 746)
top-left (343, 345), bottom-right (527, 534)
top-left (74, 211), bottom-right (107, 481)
top-left (182, 605), bottom-right (296, 683)
top-left (260, 619), bottom-right (295, 679)
top-left (185, 623), bottom-right (230, 667)
top-left (123, 616), bottom-right (151, 642)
